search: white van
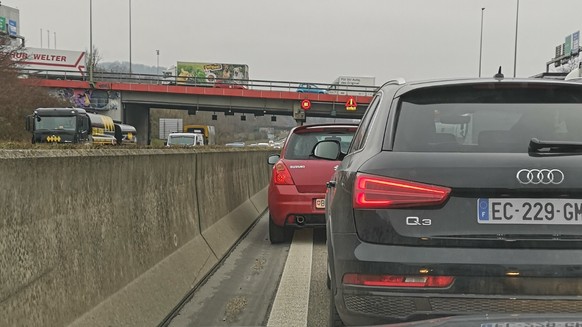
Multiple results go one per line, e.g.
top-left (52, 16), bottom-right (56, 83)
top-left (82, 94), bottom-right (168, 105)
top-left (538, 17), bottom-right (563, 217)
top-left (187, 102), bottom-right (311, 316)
top-left (166, 133), bottom-right (204, 147)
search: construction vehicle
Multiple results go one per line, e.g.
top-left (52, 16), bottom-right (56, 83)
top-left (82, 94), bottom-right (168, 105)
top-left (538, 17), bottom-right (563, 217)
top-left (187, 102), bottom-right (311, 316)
top-left (183, 124), bottom-right (216, 145)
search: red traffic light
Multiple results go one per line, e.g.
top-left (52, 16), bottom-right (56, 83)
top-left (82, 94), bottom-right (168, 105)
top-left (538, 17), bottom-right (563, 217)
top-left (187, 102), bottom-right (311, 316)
top-left (301, 99), bottom-right (312, 110)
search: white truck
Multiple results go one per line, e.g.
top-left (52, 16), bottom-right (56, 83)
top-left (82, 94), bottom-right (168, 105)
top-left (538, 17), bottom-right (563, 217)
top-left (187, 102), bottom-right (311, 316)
top-left (327, 76), bottom-right (376, 96)
top-left (165, 133), bottom-right (205, 147)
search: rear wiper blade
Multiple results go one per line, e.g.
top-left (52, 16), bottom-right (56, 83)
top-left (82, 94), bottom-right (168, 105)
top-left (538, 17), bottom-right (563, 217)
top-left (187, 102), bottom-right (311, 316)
top-left (528, 138), bottom-right (582, 153)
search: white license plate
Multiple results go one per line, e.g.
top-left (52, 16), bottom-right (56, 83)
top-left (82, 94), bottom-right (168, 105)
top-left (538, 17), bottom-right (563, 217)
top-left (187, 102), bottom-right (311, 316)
top-left (315, 199), bottom-right (326, 209)
top-left (477, 198), bottom-right (582, 225)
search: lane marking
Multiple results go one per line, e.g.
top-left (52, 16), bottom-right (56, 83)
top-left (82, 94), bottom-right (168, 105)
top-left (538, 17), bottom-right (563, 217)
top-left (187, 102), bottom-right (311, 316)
top-left (267, 229), bottom-right (313, 327)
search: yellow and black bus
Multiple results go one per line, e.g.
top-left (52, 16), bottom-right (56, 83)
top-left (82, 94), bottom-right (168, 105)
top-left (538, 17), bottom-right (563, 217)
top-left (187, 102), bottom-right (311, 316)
top-left (183, 124), bottom-right (216, 145)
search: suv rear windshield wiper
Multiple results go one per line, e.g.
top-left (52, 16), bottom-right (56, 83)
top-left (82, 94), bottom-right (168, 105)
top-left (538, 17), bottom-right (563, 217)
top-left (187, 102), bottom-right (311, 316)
top-left (529, 138), bottom-right (582, 153)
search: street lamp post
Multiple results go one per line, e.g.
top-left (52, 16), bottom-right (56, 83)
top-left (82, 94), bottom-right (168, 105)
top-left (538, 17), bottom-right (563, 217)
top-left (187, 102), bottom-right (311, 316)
top-left (479, 7), bottom-right (485, 77)
top-left (129, 0), bottom-right (132, 76)
top-left (513, 0), bottom-right (520, 78)
top-left (156, 49), bottom-right (160, 76)
top-left (89, 0), bottom-right (93, 83)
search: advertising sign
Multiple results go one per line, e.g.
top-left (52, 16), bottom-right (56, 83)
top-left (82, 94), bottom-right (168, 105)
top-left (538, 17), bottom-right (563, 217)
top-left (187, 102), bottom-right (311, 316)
top-left (555, 44), bottom-right (563, 67)
top-left (175, 62), bottom-right (249, 86)
top-left (8, 19), bottom-right (16, 36)
top-left (555, 44), bottom-right (563, 58)
top-left (565, 34), bottom-right (572, 56)
top-left (573, 31), bottom-right (580, 55)
top-left (11, 48), bottom-right (86, 74)
top-left (0, 17), bottom-right (6, 34)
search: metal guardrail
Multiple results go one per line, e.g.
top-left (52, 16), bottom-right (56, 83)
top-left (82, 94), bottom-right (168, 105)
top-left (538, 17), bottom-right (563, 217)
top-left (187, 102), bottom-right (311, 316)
top-left (18, 68), bottom-right (379, 95)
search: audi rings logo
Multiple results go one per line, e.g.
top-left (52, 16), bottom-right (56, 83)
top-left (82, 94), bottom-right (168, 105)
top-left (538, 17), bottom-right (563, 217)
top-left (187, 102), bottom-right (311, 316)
top-left (516, 169), bottom-right (564, 185)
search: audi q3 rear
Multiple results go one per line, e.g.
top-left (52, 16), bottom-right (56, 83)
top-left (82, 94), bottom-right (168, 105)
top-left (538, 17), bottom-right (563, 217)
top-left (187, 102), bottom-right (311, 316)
top-left (321, 78), bottom-right (582, 326)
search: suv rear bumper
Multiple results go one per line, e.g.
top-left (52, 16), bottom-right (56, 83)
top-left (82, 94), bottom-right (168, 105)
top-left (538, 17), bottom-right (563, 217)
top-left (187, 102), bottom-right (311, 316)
top-left (330, 233), bottom-right (582, 325)
top-left (268, 184), bottom-right (326, 227)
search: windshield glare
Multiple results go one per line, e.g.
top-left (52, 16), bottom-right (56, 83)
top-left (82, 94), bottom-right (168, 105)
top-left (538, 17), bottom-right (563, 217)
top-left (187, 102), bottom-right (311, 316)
top-left (35, 116), bottom-right (76, 131)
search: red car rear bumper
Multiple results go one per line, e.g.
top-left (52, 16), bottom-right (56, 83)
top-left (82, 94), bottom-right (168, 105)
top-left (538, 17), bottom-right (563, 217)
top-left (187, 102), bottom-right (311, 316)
top-left (268, 184), bottom-right (326, 228)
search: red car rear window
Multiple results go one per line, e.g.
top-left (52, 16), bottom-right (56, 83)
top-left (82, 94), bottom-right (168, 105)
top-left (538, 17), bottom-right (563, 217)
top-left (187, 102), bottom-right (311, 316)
top-left (284, 129), bottom-right (355, 160)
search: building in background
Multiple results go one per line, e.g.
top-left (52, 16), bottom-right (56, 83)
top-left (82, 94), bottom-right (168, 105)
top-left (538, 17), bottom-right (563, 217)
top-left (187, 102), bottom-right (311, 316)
top-left (0, 3), bottom-right (23, 47)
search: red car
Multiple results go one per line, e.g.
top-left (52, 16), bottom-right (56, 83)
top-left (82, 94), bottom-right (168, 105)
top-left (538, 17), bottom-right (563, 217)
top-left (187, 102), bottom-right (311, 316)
top-left (267, 123), bottom-right (358, 243)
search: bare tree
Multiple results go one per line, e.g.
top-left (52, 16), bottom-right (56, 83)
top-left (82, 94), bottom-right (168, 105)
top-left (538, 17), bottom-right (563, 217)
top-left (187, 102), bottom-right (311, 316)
top-left (557, 56), bottom-right (581, 73)
top-left (85, 45), bottom-right (103, 73)
top-left (0, 40), bottom-right (69, 141)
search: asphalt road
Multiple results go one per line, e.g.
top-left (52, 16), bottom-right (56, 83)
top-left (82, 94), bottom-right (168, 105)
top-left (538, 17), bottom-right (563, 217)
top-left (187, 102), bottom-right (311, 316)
top-left (165, 212), bottom-right (329, 327)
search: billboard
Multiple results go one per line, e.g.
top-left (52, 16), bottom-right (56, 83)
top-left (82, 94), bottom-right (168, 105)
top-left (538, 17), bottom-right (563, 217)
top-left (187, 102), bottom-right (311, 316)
top-left (11, 48), bottom-right (86, 74)
top-left (8, 19), bottom-right (16, 36)
top-left (565, 34), bottom-right (572, 56)
top-left (175, 62), bottom-right (249, 86)
top-left (0, 5), bottom-right (19, 36)
top-left (573, 31), bottom-right (580, 55)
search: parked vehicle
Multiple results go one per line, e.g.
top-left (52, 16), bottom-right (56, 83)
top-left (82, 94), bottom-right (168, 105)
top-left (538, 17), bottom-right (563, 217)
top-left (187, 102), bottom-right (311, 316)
top-left (316, 77), bottom-right (582, 326)
top-left (162, 62), bottom-right (249, 88)
top-left (296, 83), bottom-right (327, 94)
top-left (166, 132), bottom-right (204, 147)
top-left (267, 123), bottom-right (357, 243)
top-left (26, 108), bottom-right (136, 145)
top-left (327, 75), bottom-right (376, 96)
top-left (183, 124), bottom-right (216, 145)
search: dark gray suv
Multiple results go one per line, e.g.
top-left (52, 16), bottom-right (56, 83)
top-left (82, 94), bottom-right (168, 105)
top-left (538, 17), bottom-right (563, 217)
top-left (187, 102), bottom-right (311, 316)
top-left (317, 78), bottom-right (582, 326)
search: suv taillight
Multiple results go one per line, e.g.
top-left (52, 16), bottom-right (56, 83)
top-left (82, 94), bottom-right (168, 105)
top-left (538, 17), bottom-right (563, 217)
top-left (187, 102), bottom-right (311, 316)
top-left (343, 273), bottom-right (454, 288)
top-left (273, 161), bottom-right (295, 185)
top-left (353, 173), bottom-right (450, 209)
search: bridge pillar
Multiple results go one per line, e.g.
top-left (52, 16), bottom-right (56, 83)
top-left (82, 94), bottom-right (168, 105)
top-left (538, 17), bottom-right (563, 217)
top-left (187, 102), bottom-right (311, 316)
top-left (124, 104), bottom-right (150, 145)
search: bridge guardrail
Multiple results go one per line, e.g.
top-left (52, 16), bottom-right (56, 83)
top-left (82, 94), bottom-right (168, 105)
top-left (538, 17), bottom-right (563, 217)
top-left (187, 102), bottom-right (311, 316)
top-left (18, 68), bottom-right (379, 95)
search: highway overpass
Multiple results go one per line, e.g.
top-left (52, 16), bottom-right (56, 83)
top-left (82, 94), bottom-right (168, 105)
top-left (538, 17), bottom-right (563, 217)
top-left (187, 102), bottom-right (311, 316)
top-left (26, 74), bottom-right (375, 144)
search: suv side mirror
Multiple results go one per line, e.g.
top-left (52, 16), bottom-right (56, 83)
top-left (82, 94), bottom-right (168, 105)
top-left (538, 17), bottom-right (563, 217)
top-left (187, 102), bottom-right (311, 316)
top-left (267, 154), bottom-right (280, 165)
top-left (312, 140), bottom-right (341, 160)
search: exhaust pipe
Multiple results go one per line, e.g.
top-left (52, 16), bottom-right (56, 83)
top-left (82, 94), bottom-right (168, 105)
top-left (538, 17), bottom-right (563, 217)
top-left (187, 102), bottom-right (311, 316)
top-left (296, 216), bottom-right (305, 226)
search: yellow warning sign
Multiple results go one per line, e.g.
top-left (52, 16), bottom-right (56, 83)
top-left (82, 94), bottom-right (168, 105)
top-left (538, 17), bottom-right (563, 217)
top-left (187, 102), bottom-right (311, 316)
top-left (46, 135), bottom-right (61, 143)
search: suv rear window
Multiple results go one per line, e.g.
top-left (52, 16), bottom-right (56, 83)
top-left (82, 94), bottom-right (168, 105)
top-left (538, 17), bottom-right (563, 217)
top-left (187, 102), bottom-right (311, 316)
top-left (284, 129), bottom-right (355, 159)
top-left (392, 84), bottom-right (582, 153)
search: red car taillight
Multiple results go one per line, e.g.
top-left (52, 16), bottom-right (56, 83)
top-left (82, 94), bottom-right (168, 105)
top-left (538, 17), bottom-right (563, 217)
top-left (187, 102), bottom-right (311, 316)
top-left (273, 161), bottom-right (295, 185)
top-left (343, 274), bottom-right (454, 288)
top-left (353, 173), bottom-right (451, 209)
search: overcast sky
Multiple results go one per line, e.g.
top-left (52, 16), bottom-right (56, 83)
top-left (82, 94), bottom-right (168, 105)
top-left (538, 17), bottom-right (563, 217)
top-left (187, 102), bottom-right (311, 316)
top-left (6, 0), bottom-right (582, 83)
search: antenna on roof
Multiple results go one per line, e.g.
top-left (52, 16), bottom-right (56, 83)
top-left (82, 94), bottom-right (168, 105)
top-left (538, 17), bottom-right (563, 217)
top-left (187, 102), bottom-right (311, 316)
top-left (493, 66), bottom-right (504, 79)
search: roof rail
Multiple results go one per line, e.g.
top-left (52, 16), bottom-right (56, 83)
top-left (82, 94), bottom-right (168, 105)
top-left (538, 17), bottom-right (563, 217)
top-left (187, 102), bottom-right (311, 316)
top-left (381, 78), bottom-right (406, 88)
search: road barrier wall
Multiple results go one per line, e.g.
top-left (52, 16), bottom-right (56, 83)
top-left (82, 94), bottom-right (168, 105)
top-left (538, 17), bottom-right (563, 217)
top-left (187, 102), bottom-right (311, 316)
top-left (0, 149), bottom-right (271, 327)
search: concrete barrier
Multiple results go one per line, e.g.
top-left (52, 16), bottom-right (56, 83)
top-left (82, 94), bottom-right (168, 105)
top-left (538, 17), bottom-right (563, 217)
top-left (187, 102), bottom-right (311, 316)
top-left (0, 149), bottom-right (270, 327)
